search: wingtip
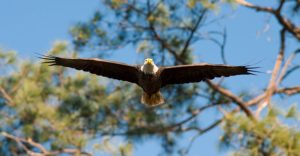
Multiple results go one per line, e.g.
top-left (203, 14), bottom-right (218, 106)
top-left (38, 54), bottom-right (57, 65)
top-left (245, 66), bottom-right (261, 75)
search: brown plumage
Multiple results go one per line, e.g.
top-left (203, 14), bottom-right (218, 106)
top-left (41, 55), bottom-right (256, 106)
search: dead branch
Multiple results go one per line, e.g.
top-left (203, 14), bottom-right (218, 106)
top-left (276, 52), bottom-right (296, 85)
top-left (236, 0), bottom-right (300, 40)
top-left (255, 29), bottom-right (286, 117)
top-left (205, 80), bottom-right (256, 120)
top-left (277, 86), bottom-right (300, 95)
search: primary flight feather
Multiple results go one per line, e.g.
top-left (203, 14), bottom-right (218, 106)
top-left (41, 55), bottom-right (255, 106)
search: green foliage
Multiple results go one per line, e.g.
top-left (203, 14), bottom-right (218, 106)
top-left (221, 106), bottom-right (300, 156)
top-left (187, 0), bottom-right (218, 10)
top-left (68, 0), bottom-right (218, 63)
top-left (0, 50), bottom-right (16, 65)
top-left (1, 45), bottom-right (94, 149)
top-left (148, 3), bottom-right (171, 27)
top-left (286, 105), bottom-right (298, 119)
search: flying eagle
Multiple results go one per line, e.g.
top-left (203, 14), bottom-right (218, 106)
top-left (41, 56), bottom-right (255, 106)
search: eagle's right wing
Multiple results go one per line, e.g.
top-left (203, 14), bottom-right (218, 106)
top-left (41, 55), bottom-right (140, 84)
top-left (158, 64), bottom-right (255, 87)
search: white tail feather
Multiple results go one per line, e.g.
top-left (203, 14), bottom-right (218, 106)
top-left (141, 91), bottom-right (164, 106)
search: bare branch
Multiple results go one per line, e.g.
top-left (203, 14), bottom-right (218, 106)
top-left (281, 49), bottom-right (300, 81)
top-left (205, 80), bottom-right (256, 120)
top-left (220, 28), bottom-right (228, 64)
top-left (167, 103), bottom-right (221, 131)
top-left (180, 118), bottom-right (224, 155)
top-left (101, 102), bottom-right (222, 136)
top-left (180, 9), bottom-right (207, 57)
top-left (256, 29), bottom-right (286, 117)
top-left (237, 0), bottom-right (300, 40)
top-left (246, 93), bottom-right (266, 106)
top-left (148, 22), bottom-right (186, 64)
top-left (276, 52), bottom-right (296, 85)
top-left (277, 0), bottom-right (286, 12)
top-left (235, 0), bottom-right (254, 7)
top-left (277, 86), bottom-right (300, 95)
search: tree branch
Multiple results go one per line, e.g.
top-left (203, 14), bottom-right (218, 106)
top-left (180, 9), bottom-right (207, 57)
top-left (277, 86), bottom-right (300, 95)
top-left (101, 103), bottom-right (221, 136)
top-left (237, 0), bottom-right (300, 40)
top-left (0, 86), bottom-right (15, 106)
top-left (148, 22), bottom-right (187, 64)
top-left (1, 132), bottom-right (92, 156)
top-left (276, 51), bottom-right (296, 85)
top-left (205, 80), bottom-right (256, 120)
top-left (256, 29), bottom-right (286, 117)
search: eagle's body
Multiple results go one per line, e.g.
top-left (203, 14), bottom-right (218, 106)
top-left (41, 56), bottom-right (255, 106)
top-left (138, 73), bottom-right (164, 105)
top-left (138, 73), bottom-right (160, 94)
top-left (138, 59), bottom-right (160, 94)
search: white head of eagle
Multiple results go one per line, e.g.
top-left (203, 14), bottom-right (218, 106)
top-left (140, 58), bottom-right (158, 74)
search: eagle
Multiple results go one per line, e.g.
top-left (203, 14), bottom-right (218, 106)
top-left (41, 56), bottom-right (255, 106)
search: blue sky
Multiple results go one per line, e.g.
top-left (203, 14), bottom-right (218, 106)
top-left (0, 0), bottom-right (99, 58)
top-left (0, 0), bottom-right (299, 156)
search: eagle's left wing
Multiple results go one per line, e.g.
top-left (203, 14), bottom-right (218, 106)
top-left (158, 64), bottom-right (255, 87)
top-left (41, 55), bottom-right (140, 84)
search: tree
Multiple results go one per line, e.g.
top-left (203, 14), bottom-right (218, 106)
top-left (0, 0), bottom-right (299, 155)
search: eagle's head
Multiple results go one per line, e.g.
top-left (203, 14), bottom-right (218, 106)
top-left (141, 58), bottom-right (158, 74)
top-left (144, 58), bottom-right (154, 65)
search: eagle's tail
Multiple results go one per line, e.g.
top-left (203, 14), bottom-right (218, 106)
top-left (141, 91), bottom-right (164, 106)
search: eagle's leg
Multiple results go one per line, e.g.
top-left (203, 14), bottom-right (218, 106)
top-left (141, 91), bottom-right (164, 106)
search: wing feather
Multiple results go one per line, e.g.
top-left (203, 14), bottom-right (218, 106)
top-left (41, 55), bottom-right (139, 84)
top-left (158, 64), bottom-right (255, 86)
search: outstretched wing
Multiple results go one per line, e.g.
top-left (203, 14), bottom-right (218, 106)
top-left (158, 64), bottom-right (255, 87)
top-left (41, 55), bottom-right (140, 84)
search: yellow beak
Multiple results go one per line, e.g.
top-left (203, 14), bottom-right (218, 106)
top-left (145, 59), bottom-right (153, 64)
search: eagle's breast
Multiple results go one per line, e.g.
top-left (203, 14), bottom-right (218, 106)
top-left (138, 73), bottom-right (161, 94)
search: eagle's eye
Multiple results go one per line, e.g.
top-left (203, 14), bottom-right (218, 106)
top-left (144, 58), bottom-right (153, 64)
